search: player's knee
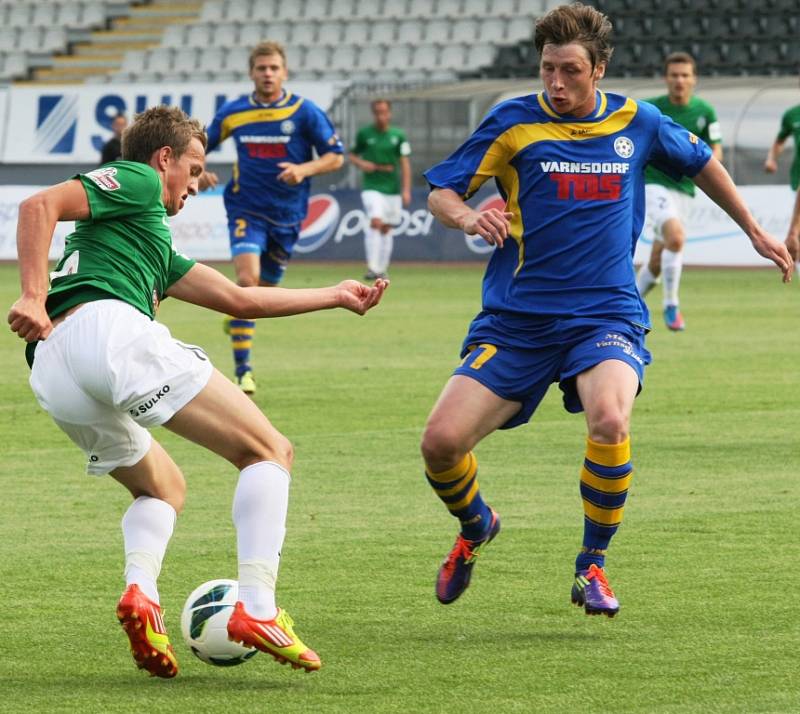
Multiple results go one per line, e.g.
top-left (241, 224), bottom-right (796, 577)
top-left (662, 221), bottom-right (685, 251)
top-left (369, 217), bottom-right (383, 230)
top-left (420, 422), bottom-right (463, 471)
top-left (236, 272), bottom-right (259, 288)
top-left (236, 432), bottom-right (294, 472)
top-left (588, 409), bottom-right (630, 444)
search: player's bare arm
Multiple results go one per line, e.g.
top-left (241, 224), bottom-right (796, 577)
top-left (8, 180), bottom-right (90, 342)
top-left (785, 186), bottom-right (800, 262)
top-left (428, 188), bottom-right (513, 248)
top-left (400, 156), bottom-right (412, 206)
top-left (349, 153), bottom-right (377, 173)
top-left (166, 262), bottom-right (388, 317)
top-left (764, 137), bottom-right (786, 173)
top-left (198, 170), bottom-right (219, 191)
top-left (277, 151), bottom-right (344, 186)
top-left (693, 157), bottom-right (793, 281)
top-left (712, 143), bottom-right (723, 162)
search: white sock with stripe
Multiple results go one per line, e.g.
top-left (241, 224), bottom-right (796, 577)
top-left (121, 496), bottom-right (176, 605)
top-left (365, 228), bottom-right (383, 274)
top-left (378, 231), bottom-right (394, 274)
top-left (661, 248), bottom-right (683, 307)
top-left (233, 461), bottom-right (289, 621)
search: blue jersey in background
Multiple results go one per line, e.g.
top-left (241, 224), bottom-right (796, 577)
top-left (207, 90), bottom-right (344, 225)
top-left (424, 91), bottom-right (712, 330)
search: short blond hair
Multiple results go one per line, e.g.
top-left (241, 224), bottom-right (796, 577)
top-left (249, 41), bottom-right (287, 70)
top-left (122, 105), bottom-right (206, 164)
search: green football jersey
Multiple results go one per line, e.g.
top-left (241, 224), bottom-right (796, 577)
top-left (777, 104), bottom-right (800, 191)
top-left (46, 161), bottom-right (195, 320)
top-left (644, 95), bottom-right (721, 196)
top-left (351, 124), bottom-right (411, 195)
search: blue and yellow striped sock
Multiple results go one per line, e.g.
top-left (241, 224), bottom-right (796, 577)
top-left (576, 437), bottom-right (633, 572)
top-left (229, 318), bottom-right (255, 378)
top-left (426, 452), bottom-right (492, 541)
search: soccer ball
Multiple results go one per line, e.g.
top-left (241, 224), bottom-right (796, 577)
top-left (180, 579), bottom-right (258, 667)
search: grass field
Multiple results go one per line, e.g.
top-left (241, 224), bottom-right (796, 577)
top-left (0, 262), bottom-right (798, 713)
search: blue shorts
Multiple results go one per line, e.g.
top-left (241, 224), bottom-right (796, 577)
top-left (228, 212), bottom-right (300, 284)
top-left (453, 312), bottom-right (652, 429)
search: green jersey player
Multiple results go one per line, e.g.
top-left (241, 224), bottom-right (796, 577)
top-left (764, 100), bottom-right (800, 279)
top-left (636, 52), bottom-right (723, 331)
top-left (349, 99), bottom-right (412, 279)
top-left (7, 106), bottom-right (387, 679)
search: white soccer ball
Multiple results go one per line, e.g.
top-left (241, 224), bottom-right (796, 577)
top-left (180, 579), bottom-right (258, 667)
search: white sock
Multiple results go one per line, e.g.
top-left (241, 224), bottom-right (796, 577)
top-left (232, 461), bottom-right (289, 620)
top-left (661, 248), bottom-right (683, 307)
top-left (636, 264), bottom-right (659, 297)
top-left (795, 261), bottom-right (800, 279)
top-left (365, 228), bottom-right (383, 274)
top-left (121, 496), bottom-right (176, 604)
top-left (377, 232), bottom-right (394, 274)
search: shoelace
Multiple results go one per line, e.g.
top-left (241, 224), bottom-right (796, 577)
top-left (443, 536), bottom-right (478, 573)
top-left (589, 567), bottom-right (615, 598)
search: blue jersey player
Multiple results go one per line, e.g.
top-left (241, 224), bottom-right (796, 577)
top-left (202, 41), bottom-right (344, 394)
top-left (421, 3), bottom-right (792, 617)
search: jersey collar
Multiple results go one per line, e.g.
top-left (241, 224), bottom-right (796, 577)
top-left (538, 90), bottom-right (608, 120)
top-left (249, 90), bottom-right (293, 108)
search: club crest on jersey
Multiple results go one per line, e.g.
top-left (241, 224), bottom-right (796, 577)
top-left (613, 136), bottom-right (634, 159)
top-left (280, 120), bottom-right (295, 134)
top-left (86, 166), bottom-right (120, 191)
top-left (688, 132), bottom-right (698, 144)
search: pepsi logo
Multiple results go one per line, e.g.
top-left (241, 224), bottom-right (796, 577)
top-left (296, 194), bottom-right (340, 254)
top-left (464, 194), bottom-right (506, 254)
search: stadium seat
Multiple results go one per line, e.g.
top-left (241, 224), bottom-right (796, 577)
top-left (7, 4), bottom-right (30, 27)
top-left (212, 22), bottom-right (239, 47)
top-left (173, 48), bottom-right (198, 74)
top-left (57, 2), bottom-right (83, 29)
top-left (358, 44), bottom-right (384, 70)
top-left (120, 50), bottom-right (147, 73)
top-left (185, 24), bottom-right (211, 48)
top-left (0, 51), bottom-right (28, 80)
top-left (225, 0), bottom-right (252, 22)
top-left (197, 46), bottom-right (226, 74)
top-left (438, 43), bottom-right (467, 70)
top-left (238, 23), bottom-right (263, 47)
top-left (0, 29), bottom-right (16, 52)
top-left (303, 0), bottom-right (330, 18)
top-left (407, 0), bottom-right (437, 19)
top-left (163, 25), bottom-right (187, 47)
top-left (317, 20), bottom-right (343, 46)
top-left (381, 0), bottom-right (410, 20)
top-left (396, 19), bottom-right (419, 44)
top-left (274, 0), bottom-right (302, 20)
top-left (249, 0), bottom-right (278, 19)
top-left (261, 21), bottom-right (291, 44)
top-left (469, 42), bottom-right (497, 71)
top-left (16, 28), bottom-right (43, 53)
top-left (407, 43), bottom-right (437, 70)
top-left (41, 27), bottom-right (67, 52)
top-left (31, 3), bottom-right (58, 27)
top-left (342, 19), bottom-right (370, 46)
top-left (426, 19), bottom-right (451, 43)
top-left (437, 0), bottom-right (464, 18)
top-left (384, 44), bottom-right (413, 70)
top-left (148, 47), bottom-right (174, 74)
top-left (370, 20), bottom-right (396, 45)
top-left (488, 0), bottom-right (520, 18)
top-left (81, 1), bottom-right (106, 27)
top-left (504, 18), bottom-right (533, 44)
top-left (291, 21), bottom-right (317, 46)
top-left (200, 1), bottom-right (224, 22)
top-left (224, 46), bottom-right (250, 72)
top-left (330, 45), bottom-right (357, 71)
top-left (302, 45), bottom-right (329, 71)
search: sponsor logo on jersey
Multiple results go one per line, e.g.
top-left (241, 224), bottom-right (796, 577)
top-left (240, 134), bottom-right (289, 159)
top-left (613, 136), bottom-right (635, 158)
top-left (85, 166), bottom-right (121, 191)
top-left (464, 195), bottom-right (506, 254)
top-left (129, 385), bottom-right (171, 417)
top-left (540, 160), bottom-right (628, 201)
top-left (296, 194), bottom-right (341, 253)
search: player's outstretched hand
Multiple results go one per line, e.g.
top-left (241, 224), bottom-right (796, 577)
top-left (7, 296), bottom-right (52, 342)
top-left (335, 278), bottom-right (389, 315)
top-left (277, 162), bottom-right (308, 186)
top-left (763, 158), bottom-right (777, 174)
top-left (198, 171), bottom-right (219, 191)
top-left (750, 229), bottom-right (793, 282)
top-left (461, 208), bottom-right (514, 248)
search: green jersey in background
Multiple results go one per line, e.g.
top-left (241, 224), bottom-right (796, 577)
top-left (776, 104), bottom-right (800, 191)
top-left (644, 95), bottom-right (721, 196)
top-left (351, 125), bottom-right (411, 195)
top-left (46, 161), bottom-right (195, 320)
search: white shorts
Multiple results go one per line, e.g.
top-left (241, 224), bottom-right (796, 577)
top-left (644, 184), bottom-right (694, 241)
top-left (29, 300), bottom-right (214, 476)
top-left (361, 190), bottom-right (402, 226)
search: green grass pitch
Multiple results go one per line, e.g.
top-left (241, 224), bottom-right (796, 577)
top-left (0, 262), bottom-right (797, 713)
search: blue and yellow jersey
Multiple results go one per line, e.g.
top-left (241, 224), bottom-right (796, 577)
top-left (206, 91), bottom-right (344, 225)
top-left (424, 91), bottom-right (712, 329)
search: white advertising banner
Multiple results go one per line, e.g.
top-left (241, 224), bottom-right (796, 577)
top-left (0, 87), bottom-right (8, 160)
top-left (0, 183), bottom-right (795, 265)
top-left (1, 81), bottom-right (337, 165)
